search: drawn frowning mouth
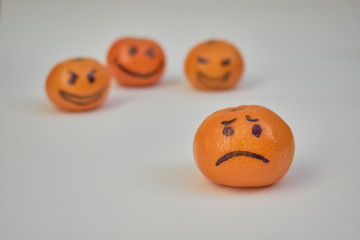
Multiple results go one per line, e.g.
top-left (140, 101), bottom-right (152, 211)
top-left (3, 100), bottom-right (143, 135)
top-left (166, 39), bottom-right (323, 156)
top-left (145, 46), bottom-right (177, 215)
top-left (216, 151), bottom-right (270, 166)
top-left (58, 87), bottom-right (106, 106)
top-left (114, 58), bottom-right (164, 78)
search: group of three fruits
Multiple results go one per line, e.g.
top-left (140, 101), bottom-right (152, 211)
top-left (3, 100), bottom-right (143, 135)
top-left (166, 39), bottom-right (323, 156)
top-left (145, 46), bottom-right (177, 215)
top-left (45, 37), bottom-right (295, 188)
top-left (46, 38), bottom-right (244, 111)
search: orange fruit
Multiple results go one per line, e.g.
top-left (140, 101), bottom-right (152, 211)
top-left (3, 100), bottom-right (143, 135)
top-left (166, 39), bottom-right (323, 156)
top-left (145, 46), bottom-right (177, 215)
top-left (193, 105), bottom-right (295, 187)
top-left (184, 39), bottom-right (244, 90)
top-left (107, 37), bottom-right (166, 87)
top-left (46, 58), bottom-right (111, 111)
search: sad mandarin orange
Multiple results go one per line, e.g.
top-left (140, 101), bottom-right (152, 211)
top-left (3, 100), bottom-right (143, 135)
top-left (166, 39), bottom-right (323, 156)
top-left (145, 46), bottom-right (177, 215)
top-left (193, 105), bottom-right (295, 187)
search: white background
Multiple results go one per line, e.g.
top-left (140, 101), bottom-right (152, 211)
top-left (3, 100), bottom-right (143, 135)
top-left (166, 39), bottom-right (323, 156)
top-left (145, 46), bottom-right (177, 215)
top-left (0, 0), bottom-right (359, 239)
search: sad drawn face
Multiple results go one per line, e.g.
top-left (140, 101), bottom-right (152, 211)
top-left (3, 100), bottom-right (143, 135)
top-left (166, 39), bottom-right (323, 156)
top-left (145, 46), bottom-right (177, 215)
top-left (185, 40), bottom-right (244, 90)
top-left (46, 58), bottom-right (111, 111)
top-left (107, 37), bottom-right (166, 87)
top-left (215, 116), bottom-right (269, 166)
top-left (193, 105), bottom-right (295, 187)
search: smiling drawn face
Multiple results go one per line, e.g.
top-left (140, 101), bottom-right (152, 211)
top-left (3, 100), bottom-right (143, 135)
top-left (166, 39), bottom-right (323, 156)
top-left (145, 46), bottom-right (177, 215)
top-left (107, 37), bottom-right (165, 87)
top-left (185, 40), bottom-right (244, 90)
top-left (193, 105), bottom-right (295, 187)
top-left (46, 58), bottom-right (110, 111)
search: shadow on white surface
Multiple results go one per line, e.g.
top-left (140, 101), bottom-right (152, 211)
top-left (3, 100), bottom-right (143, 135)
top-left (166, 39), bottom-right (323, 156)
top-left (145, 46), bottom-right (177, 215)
top-left (139, 158), bottom-right (318, 196)
top-left (236, 75), bottom-right (263, 91)
top-left (99, 94), bottom-right (127, 112)
top-left (112, 77), bottom-right (182, 91)
top-left (274, 161), bottom-right (320, 190)
top-left (146, 162), bottom-right (274, 195)
top-left (26, 93), bottom-right (127, 115)
top-left (171, 75), bottom-right (263, 94)
top-left (26, 98), bottom-right (63, 115)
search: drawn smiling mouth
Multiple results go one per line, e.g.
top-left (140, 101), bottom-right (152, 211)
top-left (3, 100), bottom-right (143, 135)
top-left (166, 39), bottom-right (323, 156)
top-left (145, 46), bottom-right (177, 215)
top-left (215, 151), bottom-right (270, 166)
top-left (114, 59), bottom-right (164, 78)
top-left (197, 71), bottom-right (230, 86)
top-left (58, 87), bottom-right (106, 106)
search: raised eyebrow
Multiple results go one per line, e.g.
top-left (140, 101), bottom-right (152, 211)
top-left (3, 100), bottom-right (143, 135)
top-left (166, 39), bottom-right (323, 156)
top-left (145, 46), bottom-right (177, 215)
top-left (221, 118), bottom-right (237, 125)
top-left (68, 70), bottom-right (78, 77)
top-left (198, 56), bottom-right (208, 62)
top-left (245, 115), bottom-right (259, 122)
top-left (88, 69), bottom-right (96, 74)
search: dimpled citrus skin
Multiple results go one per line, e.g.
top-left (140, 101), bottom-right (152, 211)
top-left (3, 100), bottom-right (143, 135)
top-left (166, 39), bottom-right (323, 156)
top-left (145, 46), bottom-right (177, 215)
top-left (46, 58), bottom-right (111, 112)
top-left (193, 105), bottom-right (295, 187)
top-left (184, 39), bottom-right (244, 90)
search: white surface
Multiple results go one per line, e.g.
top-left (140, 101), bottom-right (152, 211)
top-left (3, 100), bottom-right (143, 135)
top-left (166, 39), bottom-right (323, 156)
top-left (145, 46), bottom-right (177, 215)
top-left (1, 0), bottom-right (360, 239)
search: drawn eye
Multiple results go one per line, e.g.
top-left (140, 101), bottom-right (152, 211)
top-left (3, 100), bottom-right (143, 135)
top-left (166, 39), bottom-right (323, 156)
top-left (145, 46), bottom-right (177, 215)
top-left (87, 70), bottom-right (96, 83)
top-left (197, 57), bottom-right (207, 64)
top-left (129, 46), bottom-right (137, 55)
top-left (68, 71), bottom-right (78, 85)
top-left (223, 126), bottom-right (234, 137)
top-left (252, 124), bottom-right (262, 137)
top-left (146, 48), bottom-right (155, 58)
top-left (221, 59), bottom-right (231, 66)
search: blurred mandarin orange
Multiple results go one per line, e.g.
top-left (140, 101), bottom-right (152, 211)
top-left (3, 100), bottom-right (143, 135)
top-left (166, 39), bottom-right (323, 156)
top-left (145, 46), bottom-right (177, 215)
top-left (107, 37), bottom-right (165, 87)
top-left (46, 58), bottom-right (110, 111)
top-left (185, 39), bottom-right (244, 90)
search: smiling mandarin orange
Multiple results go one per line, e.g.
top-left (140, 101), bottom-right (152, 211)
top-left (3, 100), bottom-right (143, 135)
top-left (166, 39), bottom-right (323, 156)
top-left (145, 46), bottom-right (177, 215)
top-left (46, 58), bottom-right (111, 111)
top-left (193, 105), bottom-right (295, 187)
top-left (185, 39), bottom-right (244, 90)
top-left (107, 37), bottom-right (166, 87)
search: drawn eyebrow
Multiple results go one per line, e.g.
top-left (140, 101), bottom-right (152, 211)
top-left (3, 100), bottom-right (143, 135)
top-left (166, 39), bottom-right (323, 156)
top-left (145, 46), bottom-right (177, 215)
top-left (88, 69), bottom-right (96, 75)
top-left (245, 115), bottom-right (259, 122)
top-left (197, 57), bottom-right (208, 64)
top-left (68, 70), bottom-right (78, 77)
top-left (221, 118), bottom-right (237, 125)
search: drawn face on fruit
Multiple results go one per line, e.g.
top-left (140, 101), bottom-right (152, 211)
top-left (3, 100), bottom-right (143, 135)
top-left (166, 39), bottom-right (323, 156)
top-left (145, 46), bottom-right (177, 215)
top-left (185, 40), bottom-right (244, 90)
top-left (193, 105), bottom-right (295, 187)
top-left (46, 58), bottom-right (111, 111)
top-left (107, 37), bottom-right (166, 87)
